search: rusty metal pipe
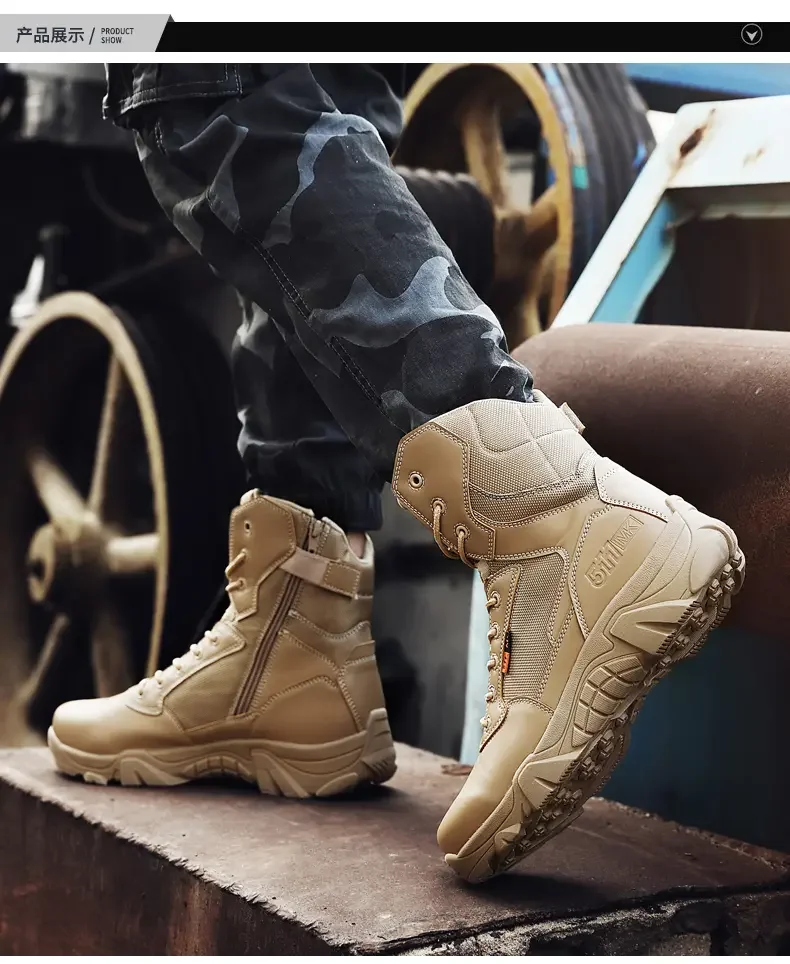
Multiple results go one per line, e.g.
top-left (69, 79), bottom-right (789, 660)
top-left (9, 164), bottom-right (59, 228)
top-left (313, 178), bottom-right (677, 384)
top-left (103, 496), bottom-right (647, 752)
top-left (514, 324), bottom-right (790, 638)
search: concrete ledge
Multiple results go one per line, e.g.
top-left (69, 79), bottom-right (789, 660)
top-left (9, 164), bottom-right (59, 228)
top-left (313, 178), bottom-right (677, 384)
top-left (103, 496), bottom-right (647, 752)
top-left (1, 745), bottom-right (788, 954)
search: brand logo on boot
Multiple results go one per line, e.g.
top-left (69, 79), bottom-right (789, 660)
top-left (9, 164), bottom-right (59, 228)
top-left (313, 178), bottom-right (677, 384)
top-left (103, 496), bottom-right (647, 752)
top-left (501, 631), bottom-right (512, 674)
top-left (585, 515), bottom-right (644, 587)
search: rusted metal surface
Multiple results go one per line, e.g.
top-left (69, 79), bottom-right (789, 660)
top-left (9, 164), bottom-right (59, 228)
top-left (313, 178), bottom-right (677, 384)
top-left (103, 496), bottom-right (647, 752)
top-left (678, 122), bottom-right (709, 159)
top-left (1, 744), bottom-right (788, 954)
top-left (668, 96), bottom-right (790, 191)
top-left (515, 323), bottom-right (790, 639)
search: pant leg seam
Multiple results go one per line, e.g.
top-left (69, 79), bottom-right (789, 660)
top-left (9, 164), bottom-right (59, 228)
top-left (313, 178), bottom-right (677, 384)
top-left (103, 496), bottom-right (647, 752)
top-left (233, 223), bottom-right (310, 317)
top-left (327, 336), bottom-right (390, 420)
top-left (235, 222), bottom-right (396, 424)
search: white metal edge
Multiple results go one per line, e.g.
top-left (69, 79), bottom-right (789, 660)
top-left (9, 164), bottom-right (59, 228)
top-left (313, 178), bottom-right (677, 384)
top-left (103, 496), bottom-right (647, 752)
top-left (669, 94), bottom-right (790, 190)
top-left (551, 99), bottom-right (742, 328)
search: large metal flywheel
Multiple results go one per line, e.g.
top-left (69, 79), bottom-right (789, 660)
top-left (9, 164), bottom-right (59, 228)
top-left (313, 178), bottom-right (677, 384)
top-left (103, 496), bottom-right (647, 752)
top-left (395, 63), bottom-right (654, 346)
top-left (0, 292), bottom-right (242, 744)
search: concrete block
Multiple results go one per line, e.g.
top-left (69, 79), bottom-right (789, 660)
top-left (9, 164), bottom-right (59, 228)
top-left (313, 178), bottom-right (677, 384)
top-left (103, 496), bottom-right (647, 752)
top-left (1, 745), bottom-right (788, 954)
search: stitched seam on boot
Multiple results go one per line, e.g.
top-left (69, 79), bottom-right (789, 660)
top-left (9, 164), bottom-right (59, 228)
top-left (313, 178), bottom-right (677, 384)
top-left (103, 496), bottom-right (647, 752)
top-left (537, 603), bottom-right (576, 702)
top-left (393, 422), bottom-right (436, 497)
top-left (468, 408), bottom-right (566, 485)
top-left (257, 675), bottom-right (336, 715)
top-left (532, 550), bottom-right (570, 704)
top-left (287, 611), bottom-right (373, 641)
top-left (275, 630), bottom-right (338, 669)
top-left (394, 423), bottom-right (496, 555)
top-left (596, 462), bottom-right (671, 522)
top-left (229, 579), bottom-right (288, 711)
top-left (509, 696), bottom-right (554, 715)
top-left (163, 704), bottom-right (189, 737)
top-left (482, 565), bottom-right (520, 748)
top-left (569, 506), bottom-right (611, 638)
top-left (344, 653), bottom-right (377, 667)
top-left (491, 492), bottom-right (601, 538)
top-left (135, 628), bottom-right (249, 716)
top-left (337, 672), bottom-right (363, 729)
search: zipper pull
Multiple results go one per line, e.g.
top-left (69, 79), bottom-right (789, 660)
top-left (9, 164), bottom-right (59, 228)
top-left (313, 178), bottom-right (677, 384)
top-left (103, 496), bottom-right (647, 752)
top-left (307, 518), bottom-right (322, 554)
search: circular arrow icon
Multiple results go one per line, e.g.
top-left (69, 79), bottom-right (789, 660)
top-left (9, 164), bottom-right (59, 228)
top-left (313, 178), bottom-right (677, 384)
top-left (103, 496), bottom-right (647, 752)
top-left (741, 23), bottom-right (763, 45)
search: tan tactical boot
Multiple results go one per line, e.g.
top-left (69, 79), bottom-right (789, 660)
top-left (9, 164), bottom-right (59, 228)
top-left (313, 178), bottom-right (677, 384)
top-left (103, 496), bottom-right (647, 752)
top-left (393, 392), bottom-right (744, 882)
top-left (49, 492), bottom-right (396, 796)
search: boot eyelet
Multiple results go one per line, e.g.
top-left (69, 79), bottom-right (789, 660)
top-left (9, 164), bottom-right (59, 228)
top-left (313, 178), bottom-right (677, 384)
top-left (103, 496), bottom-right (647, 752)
top-left (432, 497), bottom-right (446, 512)
top-left (455, 524), bottom-right (469, 539)
top-left (408, 471), bottom-right (424, 489)
top-left (489, 624), bottom-right (499, 638)
top-left (244, 520), bottom-right (252, 534)
top-left (490, 591), bottom-right (500, 608)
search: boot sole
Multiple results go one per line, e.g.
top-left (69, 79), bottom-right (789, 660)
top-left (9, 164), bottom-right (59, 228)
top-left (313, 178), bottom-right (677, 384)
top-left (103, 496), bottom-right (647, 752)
top-left (48, 708), bottom-right (396, 798)
top-left (447, 516), bottom-right (745, 883)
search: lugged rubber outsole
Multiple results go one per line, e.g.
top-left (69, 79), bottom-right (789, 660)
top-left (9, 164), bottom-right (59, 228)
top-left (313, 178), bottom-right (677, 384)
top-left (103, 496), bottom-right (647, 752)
top-left (48, 708), bottom-right (396, 798)
top-left (447, 547), bottom-right (746, 883)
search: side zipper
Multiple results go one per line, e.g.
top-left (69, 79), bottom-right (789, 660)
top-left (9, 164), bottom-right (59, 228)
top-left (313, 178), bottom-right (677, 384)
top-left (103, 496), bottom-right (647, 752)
top-left (233, 523), bottom-right (316, 716)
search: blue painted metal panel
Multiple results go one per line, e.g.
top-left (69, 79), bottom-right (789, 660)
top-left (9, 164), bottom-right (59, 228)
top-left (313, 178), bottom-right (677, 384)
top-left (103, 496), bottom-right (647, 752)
top-left (626, 63), bottom-right (790, 99)
top-left (603, 626), bottom-right (790, 852)
top-left (591, 197), bottom-right (679, 324)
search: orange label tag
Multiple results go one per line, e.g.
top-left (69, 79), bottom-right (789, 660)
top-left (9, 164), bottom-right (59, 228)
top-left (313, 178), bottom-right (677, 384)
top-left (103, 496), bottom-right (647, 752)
top-left (501, 631), bottom-right (512, 674)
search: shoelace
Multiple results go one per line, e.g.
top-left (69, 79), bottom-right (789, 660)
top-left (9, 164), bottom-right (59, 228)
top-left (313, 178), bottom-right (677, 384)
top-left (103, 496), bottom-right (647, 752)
top-left (480, 591), bottom-right (501, 728)
top-left (431, 499), bottom-right (472, 567)
top-left (430, 500), bottom-right (503, 732)
top-left (136, 549), bottom-right (248, 696)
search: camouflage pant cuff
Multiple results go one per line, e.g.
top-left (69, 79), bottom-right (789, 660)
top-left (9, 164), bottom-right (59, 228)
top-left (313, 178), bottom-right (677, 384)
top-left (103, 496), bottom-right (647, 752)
top-left (263, 485), bottom-right (383, 533)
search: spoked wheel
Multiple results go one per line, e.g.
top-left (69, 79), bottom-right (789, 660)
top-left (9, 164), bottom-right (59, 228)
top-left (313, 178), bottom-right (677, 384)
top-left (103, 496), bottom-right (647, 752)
top-left (395, 63), bottom-right (591, 345)
top-left (0, 292), bottom-right (242, 744)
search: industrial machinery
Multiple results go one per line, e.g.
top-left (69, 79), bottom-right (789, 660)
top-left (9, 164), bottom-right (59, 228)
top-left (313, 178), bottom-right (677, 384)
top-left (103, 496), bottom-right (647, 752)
top-left (397, 62), bottom-right (655, 340)
top-left (0, 61), bottom-right (655, 750)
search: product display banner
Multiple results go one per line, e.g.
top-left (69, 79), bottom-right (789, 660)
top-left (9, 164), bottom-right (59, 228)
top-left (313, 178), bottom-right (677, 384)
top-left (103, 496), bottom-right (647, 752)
top-left (0, 18), bottom-right (785, 52)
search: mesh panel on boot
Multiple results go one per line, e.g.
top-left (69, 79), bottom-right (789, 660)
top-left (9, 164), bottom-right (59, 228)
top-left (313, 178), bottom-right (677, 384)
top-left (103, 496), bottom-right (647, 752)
top-left (437, 400), bottom-right (594, 495)
top-left (436, 400), bottom-right (596, 523)
top-left (470, 473), bottom-right (596, 523)
top-left (165, 649), bottom-right (252, 729)
top-left (502, 553), bottom-right (566, 702)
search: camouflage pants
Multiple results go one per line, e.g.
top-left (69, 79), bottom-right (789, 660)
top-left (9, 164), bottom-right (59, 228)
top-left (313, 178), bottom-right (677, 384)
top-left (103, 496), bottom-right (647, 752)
top-left (106, 64), bottom-right (534, 530)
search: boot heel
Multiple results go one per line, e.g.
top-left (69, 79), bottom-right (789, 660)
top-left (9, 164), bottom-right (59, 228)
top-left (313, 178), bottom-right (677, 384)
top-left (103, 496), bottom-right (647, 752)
top-left (356, 707), bottom-right (398, 787)
top-left (251, 709), bottom-right (397, 799)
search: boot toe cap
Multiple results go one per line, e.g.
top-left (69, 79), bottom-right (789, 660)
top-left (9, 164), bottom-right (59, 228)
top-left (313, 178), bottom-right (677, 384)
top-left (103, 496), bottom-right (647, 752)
top-left (437, 787), bottom-right (500, 857)
top-left (52, 693), bottom-right (139, 754)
